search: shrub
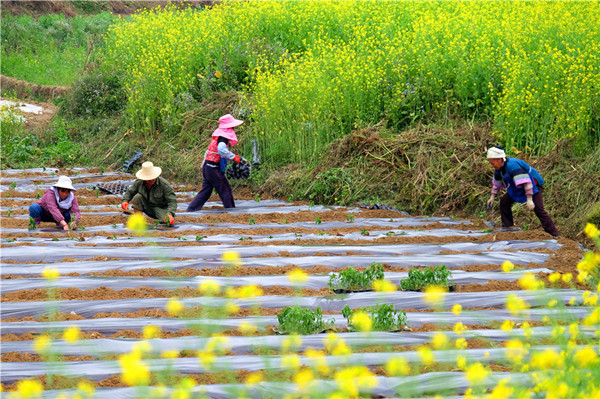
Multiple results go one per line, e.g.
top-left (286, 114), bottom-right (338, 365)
top-left (342, 303), bottom-right (408, 332)
top-left (277, 306), bottom-right (333, 335)
top-left (328, 262), bottom-right (384, 292)
top-left (400, 265), bottom-right (452, 291)
top-left (65, 72), bottom-right (126, 117)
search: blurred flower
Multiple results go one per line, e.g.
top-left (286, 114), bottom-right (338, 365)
top-left (501, 261), bottom-right (514, 273)
top-left (282, 354), bottom-right (301, 370)
top-left (505, 339), bottom-right (526, 363)
top-left (119, 351), bottom-right (150, 386)
top-left (489, 378), bottom-right (514, 399)
top-left (16, 379), bottom-right (44, 398)
top-left (161, 350), bottom-right (179, 359)
top-left (466, 362), bottom-right (489, 384)
top-left (455, 338), bottom-right (468, 350)
top-left (453, 322), bottom-right (467, 335)
top-left (562, 273), bottom-right (573, 283)
top-left (63, 326), bottom-right (81, 343)
top-left (198, 351), bottom-right (216, 369)
top-left (287, 268), bottom-right (308, 284)
top-left (215, 71), bottom-right (222, 79)
top-left (293, 368), bottom-right (315, 390)
top-left (239, 322), bottom-right (257, 335)
top-left (548, 272), bottom-right (561, 283)
top-left (531, 349), bottom-right (563, 370)
top-left (143, 325), bottom-right (161, 339)
top-left (225, 301), bottom-right (240, 315)
top-left (166, 297), bottom-right (184, 316)
top-left (373, 279), bottom-right (397, 292)
top-left (506, 294), bottom-right (529, 316)
top-left (418, 346), bottom-right (435, 365)
top-left (431, 332), bottom-right (449, 350)
top-left (282, 334), bottom-right (302, 353)
top-left (205, 335), bottom-right (230, 355)
top-left (385, 356), bottom-right (410, 376)
top-left (350, 311), bottom-right (372, 332)
top-left (500, 320), bottom-right (515, 332)
top-left (237, 284), bottom-right (263, 298)
top-left (423, 285), bottom-right (446, 308)
top-left (198, 279), bottom-right (221, 296)
top-left (244, 371), bottom-right (264, 386)
top-left (584, 222), bottom-right (599, 239)
top-left (451, 303), bottom-right (462, 316)
top-left (518, 273), bottom-right (544, 290)
top-left (574, 346), bottom-right (598, 366)
top-left (42, 267), bottom-right (59, 281)
top-left (222, 251), bottom-right (242, 268)
top-left (456, 355), bottom-right (467, 369)
top-left (33, 334), bottom-right (51, 354)
top-left (126, 213), bottom-right (146, 235)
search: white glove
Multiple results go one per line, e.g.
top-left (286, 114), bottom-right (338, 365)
top-left (526, 198), bottom-right (535, 211)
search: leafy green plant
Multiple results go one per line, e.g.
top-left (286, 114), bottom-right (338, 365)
top-left (249, 217), bottom-right (256, 225)
top-left (9, 181), bottom-right (16, 190)
top-left (195, 235), bottom-right (204, 241)
top-left (400, 265), bottom-right (453, 291)
top-left (277, 306), bottom-right (333, 335)
top-left (28, 217), bottom-right (37, 230)
top-left (342, 303), bottom-right (408, 332)
top-left (315, 216), bottom-right (322, 224)
top-left (254, 194), bottom-right (260, 202)
top-left (346, 213), bottom-right (354, 222)
top-left (6, 208), bottom-right (13, 217)
top-left (361, 228), bottom-right (369, 236)
top-left (328, 262), bottom-right (384, 292)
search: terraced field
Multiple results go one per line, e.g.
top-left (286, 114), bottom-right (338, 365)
top-left (0, 168), bottom-right (592, 398)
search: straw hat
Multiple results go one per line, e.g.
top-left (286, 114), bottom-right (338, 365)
top-left (53, 175), bottom-right (76, 191)
top-left (218, 114), bottom-right (243, 129)
top-left (136, 161), bottom-right (162, 180)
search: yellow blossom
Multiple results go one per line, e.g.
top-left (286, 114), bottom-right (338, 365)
top-left (548, 272), bottom-right (561, 283)
top-left (63, 326), bottom-right (81, 343)
top-left (42, 267), bottom-right (59, 281)
top-left (16, 379), bottom-right (44, 399)
top-left (562, 273), bottom-right (573, 283)
top-left (214, 71), bottom-right (222, 79)
top-left (350, 311), bottom-right (372, 332)
top-left (222, 251), bottom-right (242, 267)
top-left (518, 273), bottom-right (544, 290)
top-left (225, 301), bottom-right (240, 315)
top-left (531, 349), bottom-right (563, 369)
top-left (418, 346), bottom-right (435, 365)
top-left (501, 261), bottom-right (514, 273)
top-left (76, 381), bottom-right (95, 397)
top-left (244, 371), bottom-right (264, 386)
top-left (465, 362), bottom-right (489, 384)
top-left (506, 294), bottom-right (529, 316)
top-left (453, 322), bottom-right (467, 335)
top-left (490, 378), bottom-right (514, 399)
top-left (239, 322), bottom-right (257, 335)
top-left (198, 279), bottom-right (221, 296)
top-left (373, 279), bottom-right (397, 292)
top-left (197, 351), bottom-right (216, 369)
top-left (501, 320), bottom-right (515, 332)
top-left (431, 332), bottom-right (449, 350)
top-left (205, 335), bottom-right (230, 355)
top-left (385, 356), bottom-right (410, 376)
top-left (126, 213), bottom-right (146, 235)
top-left (547, 299), bottom-right (558, 308)
top-left (282, 354), bottom-right (301, 370)
top-left (33, 334), bottom-right (51, 354)
top-left (452, 303), bottom-right (462, 316)
top-left (161, 349), bottom-right (179, 359)
top-left (119, 352), bottom-right (150, 386)
top-left (281, 334), bottom-right (302, 353)
top-left (143, 325), bottom-right (161, 339)
top-left (574, 346), bottom-right (598, 366)
top-left (166, 297), bottom-right (184, 316)
top-left (506, 339), bottom-right (526, 363)
top-left (287, 268), bottom-right (308, 284)
top-left (455, 338), bottom-right (468, 350)
top-left (423, 285), bottom-right (446, 308)
top-left (456, 355), bottom-right (467, 369)
top-left (304, 348), bottom-right (329, 375)
top-left (293, 368), bottom-right (315, 390)
top-left (584, 222), bottom-right (599, 239)
top-left (237, 284), bottom-right (263, 298)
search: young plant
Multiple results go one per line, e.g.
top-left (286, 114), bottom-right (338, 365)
top-left (361, 228), bottom-right (369, 236)
top-left (328, 262), bottom-right (384, 292)
top-left (249, 217), bottom-right (256, 225)
top-left (254, 194), bottom-right (260, 202)
top-left (315, 216), bottom-right (322, 224)
top-left (10, 181), bottom-right (16, 190)
top-left (28, 217), bottom-right (37, 230)
top-left (346, 213), bottom-right (355, 222)
top-left (277, 306), bottom-right (333, 335)
top-left (400, 265), bottom-right (452, 291)
top-left (342, 303), bottom-right (408, 332)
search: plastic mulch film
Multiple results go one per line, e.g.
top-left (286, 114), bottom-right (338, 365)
top-left (0, 268), bottom-right (553, 293)
top-left (4, 373), bottom-right (533, 398)
top-left (0, 289), bottom-right (585, 319)
top-left (0, 307), bottom-right (592, 335)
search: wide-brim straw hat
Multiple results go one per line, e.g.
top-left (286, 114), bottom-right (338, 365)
top-left (136, 161), bottom-right (162, 180)
top-left (53, 175), bottom-right (76, 191)
top-left (218, 114), bottom-right (243, 129)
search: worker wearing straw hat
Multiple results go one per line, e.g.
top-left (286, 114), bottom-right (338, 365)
top-left (29, 175), bottom-right (81, 230)
top-left (486, 146), bottom-right (559, 237)
top-left (187, 114), bottom-right (244, 211)
top-left (121, 161), bottom-right (177, 225)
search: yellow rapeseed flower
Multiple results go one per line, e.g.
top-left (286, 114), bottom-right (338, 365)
top-left (119, 352), bottom-right (150, 386)
top-left (143, 325), bottom-right (161, 339)
top-left (215, 71), bottom-right (222, 79)
top-left (373, 279), bottom-right (397, 292)
top-left (63, 326), bottom-right (81, 343)
top-left (562, 273), bottom-right (573, 283)
top-left (452, 303), bottom-right (462, 316)
top-left (198, 351), bottom-right (216, 370)
top-left (423, 285), bottom-right (446, 308)
top-left (225, 301), bottom-right (240, 315)
top-left (33, 334), bottom-right (51, 354)
top-left (418, 347), bottom-right (435, 365)
top-left (548, 272), bottom-right (561, 283)
top-left (531, 349), bottom-right (563, 370)
top-left (501, 261), bottom-right (514, 273)
top-left (453, 322), bottom-right (467, 335)
top-left (350, 311), bottom-right (372, 332)
top-left (42, 267), bottom-right (59, 281)
top-left (584, 222), bottom-right (599, 239)
top-left (466, 362), bottom-right (489, 384)
top-left (574, 346), bottom-right (598, 366)
top-left (282, 354), bottom-right (301, 370)
top-left (455, 338), bottom-right (468, 350)
top-left (281, 334), bottom-right (302, 353)
top-left (456, 355), bottom-right (467, 369)
top-left (166, 297), bottom-right (184, 316)
top-left (431, 332), bottom-right (449, 350)
top-left (76, 381), bottom-right (95, 397)
top-left (205, 335), bottom-right (230, 355)
top-left (287, 268), bottom-right (308, 284)
top-left (518, 273), bottom-right (544, 290)
top-left (244, 370), bottom-right (264, 386)
top-left (385, 356), bottom-right (410, 376)
top-left (126, 213), bottom-right (146, 235)
top-left (239, 322), bottom-right (257, 335)
top-left (222, 251), bottom-right (242, 268)
top-left (237, 284), bottom-right (263, 298)
top-left (198, 279), bottom-right (221, 296)
top-left (16, 379), bottom-right (44, 398)
top-left (293, 368), bottom-right (315, 390)
top-left (161, 349), bottom-right (179, 359)
top-left (506, 294), bottom-right (529, 316)
top-left (489, 378), bottom-right (514, 399)
top-left (501, 320), bottom-right (515, 332)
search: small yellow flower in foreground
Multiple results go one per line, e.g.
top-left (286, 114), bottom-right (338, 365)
top-left (119, 352), bottom-right (150, 386)
top-left (466, 362), bottom-right (489, 384)
top-left (197, 351), bottom-right (216, 369)
top-left (489, 377), bottom-right (514, 398)
top-left (287, 268), bottom-right (308, 284)
top-left (198, 279), bottom-right (220, 296)
top-left (293, 368), bottom-right (315, 390)
top-left (126, 213), bottom-right (146, 234)
top-left (76, 381), bottom-right (95, 397)
top-left (282, 334), bottom-right (302, 353)
top-left (16, 379), bottom-right (44, 398)
top-left (584, 293), bottom-right (598, 306)
top-left (578, 270), bottom-right (589, 282)
top-left (456, 355), bottom-right (467, 369)
top-left (418, 346), bottom-right (435, 365)
top-left (244, 370), bottom-right (264, 386)
top-left (531, 349), bottom-right (563, 370)
top-left (166, 297), bottom-right (184, 316)
top-left (42, 266), bottom-right (59, 281)
top-left (500, 320), bottom-right (515, 332)
top-left (455, 337), bottom-right (468, 350)
top-left (132, 340), bottom-right (152, 355)
top-left (562, 273), bottom-right (573, 283)
top-left (385, 356), bottom-right (410, 376)
top-left (506, 294), bottom-right (529, 316)
top-left (518, 273), bottom-right (544, 290)
top-left (161, 349), bottom-right (179, 359)
top-left (431, 332), bottom-right (449, 350)
top-left (584, 222), bottom-right (599, 239)
top-left (574, 346), bottom-right (598, 366)
top-left (237, 284), bottom-right (263, 298)
top-left (33, 334), bottom-right (51, 354)
top-left (214, 70), bottom-right (222, 79)
top-left (225, 301), bottom-right (240, 315)
top-left (282, 354), bottom-right (301, 370)
top-left (373, 279), bottom-right (397, 292)
top-left (239, 322), bottom-right (257, 335)
top-left (452, 303), bottom-right (462, 316)
top-left (584, 307), bottom-right (600, 326)
top-left (331, 340), bottom-right (352, 356)
top-left (548, 272), bottom-right (561, 283)
top-left (522, 322), bottom-right (533, 339)
top-left (205, 335), bottom-right (230, 355)
top-left (501, 261), bottom-right (514, 273)
top-left (305, 348), bottom-right (330, 375)
top-left (63, 325), bottom-right (81, 343)
top-left (143, 325), bottom-right (161, 339)
top-left (453, 322), bottom-right (467, 335)
top-left (423, 285), bottom-right (446, 308)
top-left (547, 299), bottom-right (558, 308)
top-left (222, 251), bottom-right (242, 267)
top-left (350, 311), bottom-right (372, 332)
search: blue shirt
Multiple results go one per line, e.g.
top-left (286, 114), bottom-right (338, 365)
top-left (493, 158), bottom-right (545, 203)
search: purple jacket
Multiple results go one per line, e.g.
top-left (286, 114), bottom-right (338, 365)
top-left (36, 188), bottom-right (81, 223)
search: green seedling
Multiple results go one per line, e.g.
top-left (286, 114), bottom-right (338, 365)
top-left (389, 218), bottom-right (394, 222)
top-left (279, 218), bottom-right (289, 224)
top-left (6, 194), bottom-right (10, 198)
top-left (7, 238), bottom-right (16, 243)
top-left (95, 188), bottom-right (100, 198)
top-left (268, 235), bottom-right (274, 239)
top-left (342, 303), bottom-right (408, 332)
top-left (315, 216), bottom-right (322, 224)
top-left (482, 229), bottom-right (493, 233)
top-left (9, 182), bottom-right (16, 190)
top-left (6, 208), bottom-right (13, 217)
top-left (28, 217), bottom-right (37, 230)
top-left (87, 185), bottom-right (93, 190)
top-left (195, 235), bottom-right (204, 241)
top-left (36, 192), bottom-right (41, 199)
top-left (112, 224), bottom-right (117, 228)
top-left (277, 306), bottom-right (334, 335)
top-left (178, 236), bottom-right (187, 241)
top-left (361, 228), bottom-right (369, 236)
top-left (328, 262), bottom-right (384, 292)
top-left (249, 217), bottom-right (256, 225)
top-left (294, 233), bottom-right (302, 238)
top-left (309, 200), bottom-right (315, 208)
top-left (347, 214), bottom-right (355, 222)
top-left (52, 238), bottom-right (59, 241)
top-left (317, 232), bottom-right (324, 236)
top-left (399, 265), bottom-right (452, 291)
top-left (255, 194), bottom-right (260, 203)
top-left (386, 232), bottom-right (395, 237)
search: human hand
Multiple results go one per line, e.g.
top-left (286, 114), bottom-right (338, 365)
top-left (164, 214), bottom-right (174, 226)
top-left (61, 221), bottom-right (70, 231)
top-left (121, 202), bottom-right (129, 211)
top-left (486, 196), bottom-right (495, 209)
top-left (69, 221), bottom-right (78, 230)
top-left (526, 198), bottom-right (535, 211)
top-left (233, 155), bottom-right (241, 164)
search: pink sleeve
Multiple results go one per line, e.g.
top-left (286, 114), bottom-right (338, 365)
top-left (522, 182), bottom-right (534, 197)
top-left (40, 189), bottom-right (65, 223)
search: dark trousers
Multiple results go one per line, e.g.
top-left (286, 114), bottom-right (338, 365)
top-left (499, 186), bottom-right (559, 236)
top-left (187, 164), bottom-right (235, 211)
top-left (29, 203), bottom-right (71, 224)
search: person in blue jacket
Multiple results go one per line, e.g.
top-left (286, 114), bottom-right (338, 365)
top-left (485, 146), bottom-right (559, 237)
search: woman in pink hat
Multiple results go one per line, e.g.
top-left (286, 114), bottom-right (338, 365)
top-left (187, 114), bottom-right (244, 211)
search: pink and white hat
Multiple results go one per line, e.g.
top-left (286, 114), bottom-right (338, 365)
top-left (218, 114), bottom-right (243, 129)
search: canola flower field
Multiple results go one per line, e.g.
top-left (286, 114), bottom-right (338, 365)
top-left (104, 1), bottom-right (600, 163)
top-left (1, 168), bottom-right (599, 398)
